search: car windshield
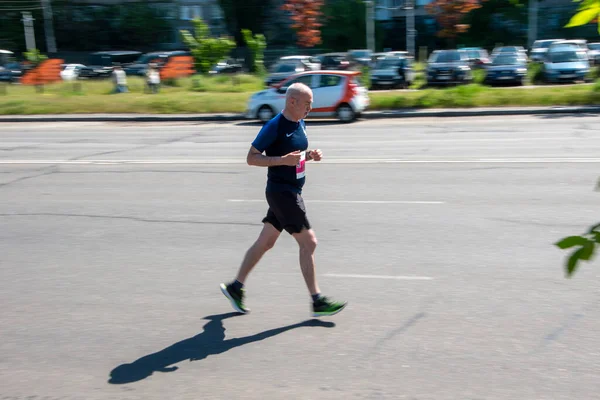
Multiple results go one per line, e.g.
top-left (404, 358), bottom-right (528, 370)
top-left (351, 50), bottom-right (370, 58)
top-left (430, 51), bottom-right (461, 63)
top-left (271, 63), bottom-right (297, 73)
top-left (492, 55), bottom-right (520, 65)
top-left (534, 41), bottom-right (553, 49)
top-left (375, 58), bottom-right (401, 69)
top-left (134, 54), bottom-right (166, 64)
top-left (589, 44), bottom-right (600, 50)
top-left (549, 51), bottom-right (586, 63)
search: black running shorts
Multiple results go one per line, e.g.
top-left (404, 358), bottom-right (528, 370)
top-left (262, 191), bottom-right (311, 234)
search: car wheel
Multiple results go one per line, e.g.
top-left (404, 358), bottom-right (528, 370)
top-left (337, 103), bottom-right (355, 123)
top-left (257, 105), bottom-right (274, 123)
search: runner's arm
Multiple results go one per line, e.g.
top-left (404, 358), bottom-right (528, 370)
top-left (247, 146), bottom-right (300, 167)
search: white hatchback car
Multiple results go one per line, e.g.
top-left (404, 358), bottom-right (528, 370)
top-left (247, 70), bottom-right (369, 123)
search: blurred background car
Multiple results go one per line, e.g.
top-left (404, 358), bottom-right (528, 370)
top-left (529, 39), bottom-right (565, 62)
top-left (484, 53), bottom-right (527, 86)
top-left (124, 50), bottom-right (190, 77)
top-left (317, 52), bottom-right (351, 70)
top-left (588, 42), bottom-right (600, 65)
top-left (264, 56), bottom-right (321, 86)
top-left (60, 63), bottom-right (86, 81)
top-left (347, 49), bottom-right (373, 67)
top-left (0, 62), bottom-right (23, 83)
top-left (426, 49), bottom-right (472, 86)
top-left (542, 45), bottom-right (590, 83)
top-left (370, 55), bottom-right (415, 89)
top-left (209, 58), bottom-right (244, 74)
top-left (248, 70), bottom-right (369, 123)
top-left (78, 50), bottom-right (141, 79)
top-left (461, 47), bottom-right (491, 69)
top-left (492, 46), bottom-right (528, 60)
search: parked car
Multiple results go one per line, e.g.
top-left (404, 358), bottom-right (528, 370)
top-left (209, 58), bottom-right (243, 74)
top-left (492, 46), bottom-right (528, 60)
top-left (588, 42), bottom-right (600, 65)
top-left (60, 63), bottom-right (86, 81)
top-left (549, 39), bottom-right (588, 53)
top-left (484, 54), bottom-right (527, 85)
top-left (0, 62), bottom-right (23, 83)
top-left (369, 52), bottom-right (390, 68)
top-left (461, 47), bottom-right (491, 68)
top-left (543, 46), bottom-right (590, 83)
top-left (317, 52), bottom-right (351, 70)
top-left (0, 49), bottom-right (14, 67)
top-left (278, 55), bottom-right (321, 70)
top-left (124, 50), bottom-right (190, 77)
top-left (264, 57), bottom-right (319, 87)
top-left (370, 55), bottom-right (415, 89)
top-left (530, 39), bottom-right (564, 62)
top-left (247, 70), bottom-right (369, 123)
top-left (79, 50), bottom-right (141, 79)
top-left (348, 49), bottom-right (373, 67)
top-left (426, 50), bottom-right (472, 86)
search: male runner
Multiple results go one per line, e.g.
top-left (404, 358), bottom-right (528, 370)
top-left (220, 82), bottom-right (347, 317)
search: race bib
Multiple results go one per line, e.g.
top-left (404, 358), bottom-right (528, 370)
top-left (296, 151), bottom-right (306, 179)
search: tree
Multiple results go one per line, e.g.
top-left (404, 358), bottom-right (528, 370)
top-left (425, 0), bottom-right (484, 43)
top-left (565, 0), bottom-right (600, 34)
top-left (217, 0), bottom-right (271, 46)
top-left (180, 18), bottom-right (235, 74)
top-left (242, 29), bottom-right (266, 74)
top-left (281, 0), bottom-right (324, 48)
top-left (320, 0), bottom-right (384, 51)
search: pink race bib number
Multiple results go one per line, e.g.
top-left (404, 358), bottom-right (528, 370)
top-left (296, 151), bottom-right (306, 179)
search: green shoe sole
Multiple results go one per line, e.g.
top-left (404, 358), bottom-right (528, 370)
top-left (220, 283), bottom-right (249, 314)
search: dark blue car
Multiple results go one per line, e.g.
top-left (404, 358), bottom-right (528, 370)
top-left (484, 54), bottom-right (528, 86)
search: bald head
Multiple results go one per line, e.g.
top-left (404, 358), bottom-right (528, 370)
top-left (286, 82), bottom-right (312, 101)
top-left (284, 82), bottom-right (313, 122)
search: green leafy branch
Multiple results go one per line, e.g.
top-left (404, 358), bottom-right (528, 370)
top-left (242, 29), bottom-right (266, 75)
top-left (555, 223), bottom-right (600, 277)
top-left (181, 18), bottom-right (235, 74)
top-left (565, 0), bottom-right (600, 34)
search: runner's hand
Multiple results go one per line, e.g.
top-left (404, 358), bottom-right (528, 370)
top-left (282, 151), bottom-right (302, 166)
top-left (310, 149), bottom-right (323, 161)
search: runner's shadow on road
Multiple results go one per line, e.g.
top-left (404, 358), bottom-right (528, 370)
top-left (108, 312), bottom-right (335, 384)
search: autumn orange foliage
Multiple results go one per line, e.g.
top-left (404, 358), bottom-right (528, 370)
top-left (21, 59), bottom-right (63, 85)
top-left (425, 0), bottom-right (483, 39)
top-left (281, 0), bottom-right (325, 48)
top-left (159, 56), bottom-right (195, 80)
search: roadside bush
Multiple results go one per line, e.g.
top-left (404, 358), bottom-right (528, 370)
top-left (527, 62), bottom-right (545, 85)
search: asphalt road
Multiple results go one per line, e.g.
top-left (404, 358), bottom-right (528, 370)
top-left (1, 115), bottom-right (600, 400)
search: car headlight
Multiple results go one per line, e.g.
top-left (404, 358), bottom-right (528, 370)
top-left (516, 68), bottom-right (527, 74)
top-left (458, 65), bottom-right (470, 71)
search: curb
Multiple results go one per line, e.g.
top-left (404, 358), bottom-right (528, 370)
top-left (1, 106), bottom-right (599, 123)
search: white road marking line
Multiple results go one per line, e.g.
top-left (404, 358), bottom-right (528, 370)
top-left (227, 199), bottom-right (444, 204)
top-left (1, 157), bottom-right (600, 165)
top-left (323, 273), bottom-right (434, 280)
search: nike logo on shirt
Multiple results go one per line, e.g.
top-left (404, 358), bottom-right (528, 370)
top-left (286, 132), bottom-right (294, 137)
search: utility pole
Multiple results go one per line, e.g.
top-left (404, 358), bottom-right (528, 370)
top-left (365, 0), bottom-right (375, 51)
top-left (405, 0), bottom-right (416, 57)
top-left (527, 0), bottom-right (538, 49)
top-left (41, 0), bottom-right (57, 53)
top-left (21, 12), bottom-right (36, 51)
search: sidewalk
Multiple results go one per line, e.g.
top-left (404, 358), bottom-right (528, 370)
top-left (1, 105), bottom-right (599, 123)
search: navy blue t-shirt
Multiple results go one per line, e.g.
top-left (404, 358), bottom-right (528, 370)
top-left (251, 113), bottom-right (309, 193)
